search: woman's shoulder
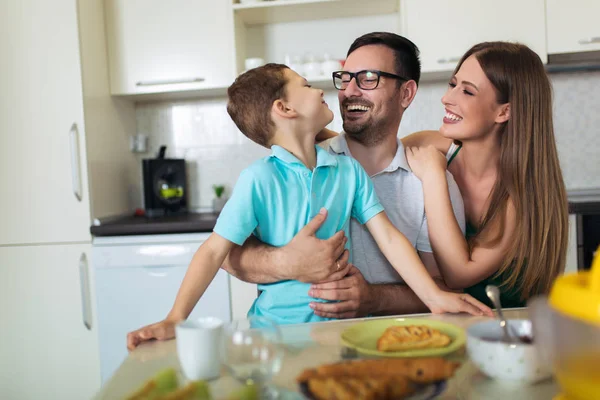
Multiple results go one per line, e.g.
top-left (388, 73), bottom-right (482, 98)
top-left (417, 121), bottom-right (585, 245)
top-left (401, 130), bottom-right (453, 153)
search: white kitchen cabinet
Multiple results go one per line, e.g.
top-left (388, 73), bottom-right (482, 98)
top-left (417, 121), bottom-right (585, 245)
top-left (105, 0), bottom-right (236, 95)
top-left (0, 0), bottom-right (136, 396)
top-left (0, 0), bottom-right (92, 245)
top-left (546, 0), bottom-right (600, 54)
top-left (229, 275), bottom-right (259, 321)
top-left (400, 0), bottom-right (547, 74)
top-left (0, 244), bottom-right (100, 400)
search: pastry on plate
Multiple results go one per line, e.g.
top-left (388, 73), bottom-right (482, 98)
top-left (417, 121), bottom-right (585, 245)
top-left (307, 376), bottom-right (414, 400)
top-left (297, 357), bottom-right (460, 399)
top-left (376, 325), bottom-right (451, 352)
top-left (312, 357), bottom-right (460, 383)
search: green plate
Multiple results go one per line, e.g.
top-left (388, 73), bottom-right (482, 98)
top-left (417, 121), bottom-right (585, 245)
top-left (340, 318), bottom-right (466, 358)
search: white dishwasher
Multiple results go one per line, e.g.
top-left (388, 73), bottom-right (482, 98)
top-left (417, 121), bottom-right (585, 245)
top-left (92, 232), bottom-right (231, 383)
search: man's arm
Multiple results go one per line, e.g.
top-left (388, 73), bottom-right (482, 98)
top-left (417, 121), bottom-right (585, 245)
top-left (221, 208), bottom-right (351, 284)
top-left (221, 236), bottom-right (283, 284)
top-left (309, 252), bottom-right (454, 318)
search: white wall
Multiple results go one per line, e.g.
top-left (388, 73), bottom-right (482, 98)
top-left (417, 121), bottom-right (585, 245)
top-left (133, 71), bottom-right (600, 211)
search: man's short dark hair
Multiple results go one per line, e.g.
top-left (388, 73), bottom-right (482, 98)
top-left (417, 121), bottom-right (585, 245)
top-left (347, 32), bottom-right (421, 86)
top-left (227, 63), bottom-right (289, 147)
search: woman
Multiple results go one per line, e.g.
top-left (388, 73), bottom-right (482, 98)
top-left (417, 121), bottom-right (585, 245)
top-left (404, 42), bottom-right (569, 308)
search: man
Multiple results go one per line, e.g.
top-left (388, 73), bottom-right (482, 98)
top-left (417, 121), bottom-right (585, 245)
top-left (223, 32), bottom-right (466, 318)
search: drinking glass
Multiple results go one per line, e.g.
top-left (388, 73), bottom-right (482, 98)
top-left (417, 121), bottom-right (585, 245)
top-left (222, 316), bottom-right (284, 399)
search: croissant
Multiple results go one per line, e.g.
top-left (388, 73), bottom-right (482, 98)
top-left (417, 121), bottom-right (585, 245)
top-left (376, 325), bottom-right (451, 352)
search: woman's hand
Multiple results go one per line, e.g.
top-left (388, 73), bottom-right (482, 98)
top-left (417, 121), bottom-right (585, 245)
top-left (406, 145), bottom-right (447, 182)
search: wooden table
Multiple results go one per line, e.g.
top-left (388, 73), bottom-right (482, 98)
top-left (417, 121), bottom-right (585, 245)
top-left (94, 309), bottom-right (559, 400)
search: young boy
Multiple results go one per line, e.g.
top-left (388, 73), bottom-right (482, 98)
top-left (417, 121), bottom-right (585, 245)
top-left (127, 64), bottom-right (490, 350)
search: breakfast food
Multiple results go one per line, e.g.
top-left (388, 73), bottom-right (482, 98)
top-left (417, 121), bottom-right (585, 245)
top-left (297, 357), bottom-right (460, 400)
top-left (307, 376), bottom-right (414, 400)
top-left (125, 368), bottom-right (212, 400)
top-left (376, 325), bottom-right (451, 352)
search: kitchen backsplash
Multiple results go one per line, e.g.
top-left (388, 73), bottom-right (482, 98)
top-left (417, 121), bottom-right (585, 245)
top-left (134, 70), bottom-right (600, 211)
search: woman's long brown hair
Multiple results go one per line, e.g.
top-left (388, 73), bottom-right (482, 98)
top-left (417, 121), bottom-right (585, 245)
top-left (455, 42), bottom-right (569, 300)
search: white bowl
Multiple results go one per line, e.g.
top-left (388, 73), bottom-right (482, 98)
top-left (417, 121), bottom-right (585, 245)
top-left (466, 319), bottom-right (552, 384)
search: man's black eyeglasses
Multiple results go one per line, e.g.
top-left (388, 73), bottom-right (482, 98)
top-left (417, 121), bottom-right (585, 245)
top-left (332, 70), bottom-right (410, 90)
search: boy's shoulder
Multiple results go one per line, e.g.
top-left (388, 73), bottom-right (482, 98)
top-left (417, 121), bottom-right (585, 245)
top-left (237, 154), bottom-right (281, 181)
top-left (329, 151), bottom-right (364, 174)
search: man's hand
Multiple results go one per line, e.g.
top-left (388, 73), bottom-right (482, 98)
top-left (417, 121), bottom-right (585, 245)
top-left (308, 265), bottom-right (376, 319)
top-left (126, 318), bottom-right (179, 351)
top-left (281, 208), bottom-right (350, 283)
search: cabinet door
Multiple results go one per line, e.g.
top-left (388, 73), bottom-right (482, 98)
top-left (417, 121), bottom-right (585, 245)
top-left (105, 0), bottom-right (236, 95)
top-left (0, 0), bottom-right (91, 245)
top-left (546, 0), bottom-right (600, 54)
top-left (401, 0), bottom-right (547, 73)
top-left (0, 244), bottom-right (100, 400)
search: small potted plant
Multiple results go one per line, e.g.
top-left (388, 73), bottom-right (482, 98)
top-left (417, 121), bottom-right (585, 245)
top-left (212, 184), bottom-right (227, 213)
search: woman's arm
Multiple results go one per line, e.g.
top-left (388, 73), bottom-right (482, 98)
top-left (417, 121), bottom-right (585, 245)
top-left (315, 128), bottom-right (339, 143)
top-left (401, 130), bottom-right (452, 153)
top-left (406, 146), bottom-right (516, 289)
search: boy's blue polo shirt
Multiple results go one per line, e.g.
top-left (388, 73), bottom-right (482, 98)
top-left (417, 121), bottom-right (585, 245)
top-left (213, 145), bottom-right (384, 325)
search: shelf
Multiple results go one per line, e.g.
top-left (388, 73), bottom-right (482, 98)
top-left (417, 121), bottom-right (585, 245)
top-left (233, 0), bottom-right (399, 26)
top-left (115, 75), bottom-right (335, 103)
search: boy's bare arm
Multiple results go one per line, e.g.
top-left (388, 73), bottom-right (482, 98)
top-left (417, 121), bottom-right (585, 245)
top-left (127, 233), bottom-right (234, 350)
top-left (369, 252), bottom-right (457, 315)
top-left (365, 213), bottom-right (492, 316)
top-left (221, 208), bottom-right (350, 284)
top-left (168, 233), bottom-right (235, 320)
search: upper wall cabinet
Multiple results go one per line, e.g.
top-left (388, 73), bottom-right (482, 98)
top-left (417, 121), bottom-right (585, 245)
top-left (546, 0), bottom-right (600, 54)
top-left (104, 0), bottom-right (236, 96)
top-left (401, 0), bottom-right (547, 75)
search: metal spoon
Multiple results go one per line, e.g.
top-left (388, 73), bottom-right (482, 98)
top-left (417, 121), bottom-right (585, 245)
top-left (485, 285), bottom-right (517, 343)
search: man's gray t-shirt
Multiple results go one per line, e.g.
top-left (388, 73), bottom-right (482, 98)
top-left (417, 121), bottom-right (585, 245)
top-left (325, 134), bottom-right (466, 284)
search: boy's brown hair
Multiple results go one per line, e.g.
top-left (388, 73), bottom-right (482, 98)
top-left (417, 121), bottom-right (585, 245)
top-left (227, 63), bottom-right (289, 147)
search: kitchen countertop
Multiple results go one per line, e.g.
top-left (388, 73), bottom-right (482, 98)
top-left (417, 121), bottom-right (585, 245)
top-left (90, 189), bottom-right (600, 237)
top-left (93, 309), bottom-right (559, 400)
top-left (567, 189), bottom-right (600, 214)
top-left (90, 211), bottom-right (219, 237)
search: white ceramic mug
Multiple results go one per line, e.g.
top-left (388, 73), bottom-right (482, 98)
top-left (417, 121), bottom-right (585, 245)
top-left (176, 317), bottom-right (223, 381)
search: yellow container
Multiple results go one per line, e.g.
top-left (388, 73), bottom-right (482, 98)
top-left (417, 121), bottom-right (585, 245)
top-left (543, 246), bottom-right (600, 400)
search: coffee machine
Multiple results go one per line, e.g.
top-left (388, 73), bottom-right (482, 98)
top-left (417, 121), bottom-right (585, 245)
top-left (142, 146), bottom-right (188, 217)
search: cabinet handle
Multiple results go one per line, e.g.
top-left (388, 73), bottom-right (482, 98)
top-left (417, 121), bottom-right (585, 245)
top-left (68, 123), bottom-right (83, 202)
top-left (578, 37), bottom-right (600, 45)
top-left (437, 57), bottom-right (461, 64)
top-left (79, 253), bottom-right (92, 331)
top-left (142, 265), bottom-right (176, 278)
top-left (135, 77), bottom-right (205, 86)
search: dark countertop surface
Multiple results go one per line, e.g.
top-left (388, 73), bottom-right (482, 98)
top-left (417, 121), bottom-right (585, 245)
top-left (90, 211), bottom-right (219, 237)
top-left (91, 189), bottom-right (600, 237)
top-left (569, 201), bottom-right (600, 214)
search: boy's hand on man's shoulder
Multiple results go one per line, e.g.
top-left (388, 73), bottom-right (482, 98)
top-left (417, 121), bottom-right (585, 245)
top-left (126, 318), bottom-right (180, 351)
